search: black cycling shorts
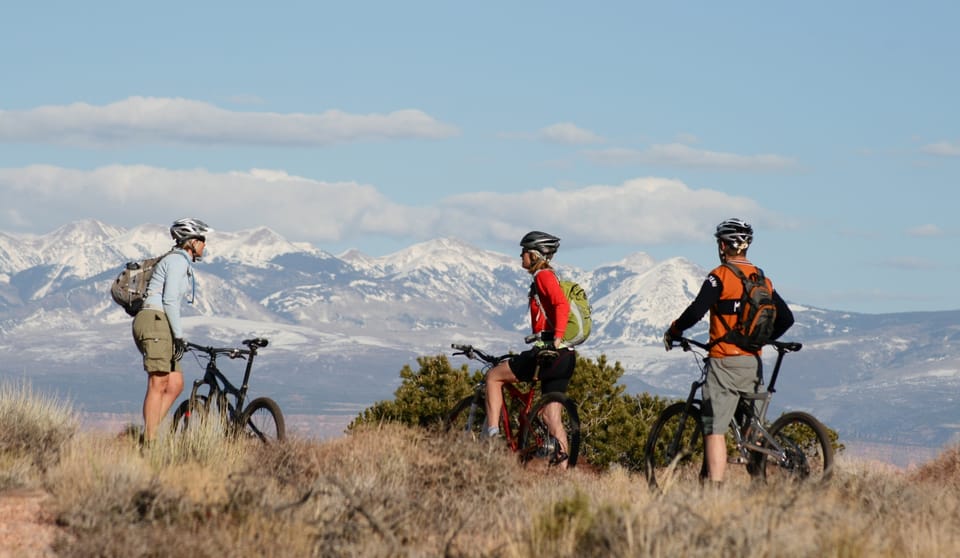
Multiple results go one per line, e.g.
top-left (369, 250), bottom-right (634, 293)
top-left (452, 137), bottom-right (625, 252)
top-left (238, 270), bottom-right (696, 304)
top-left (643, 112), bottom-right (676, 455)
top-left (508, 348), bottom-right (576, 394)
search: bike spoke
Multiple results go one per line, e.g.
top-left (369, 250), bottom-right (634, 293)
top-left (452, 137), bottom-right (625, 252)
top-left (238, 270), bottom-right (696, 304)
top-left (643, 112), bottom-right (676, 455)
top-left (645, 402), bottom-right (705, 489)
top-left (520, 393), bottom-right (580, 469)
top-left (762, 412), bottom-right (833, 483)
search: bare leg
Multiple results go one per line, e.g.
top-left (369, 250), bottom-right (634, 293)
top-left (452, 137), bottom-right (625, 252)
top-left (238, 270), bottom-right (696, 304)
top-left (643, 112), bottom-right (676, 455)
top-left (542, 401), bottom-right (569, 469)
top-left (484, 361), bottom-right (517, 434)
top-left (705, 433), bottom-right (727, 482)
top-left (143, 371), bottom-right (184, 442)
top-left (158, 371), bottom-right (184, 419)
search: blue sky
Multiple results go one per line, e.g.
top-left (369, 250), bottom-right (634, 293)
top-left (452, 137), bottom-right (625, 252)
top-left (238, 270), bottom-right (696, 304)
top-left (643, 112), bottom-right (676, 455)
top-left (1, 1), bottom-right (957, 314)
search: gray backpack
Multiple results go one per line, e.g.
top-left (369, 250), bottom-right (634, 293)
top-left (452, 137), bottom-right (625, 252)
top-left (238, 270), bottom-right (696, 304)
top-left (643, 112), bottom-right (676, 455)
top-left (109, 250), bottom-right (174, 316)
top-left (715, 263), bottom-right (777, 352)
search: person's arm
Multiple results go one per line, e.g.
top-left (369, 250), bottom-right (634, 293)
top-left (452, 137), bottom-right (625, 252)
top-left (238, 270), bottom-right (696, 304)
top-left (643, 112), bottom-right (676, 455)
top-left (670, 274), bottom-right (722, 335)
top-left (770, 290), bottom-right (794, 340)
top-left (161, 255), bottom-right (191, 339)
top-left (535, 270), bottom-right (570, 343)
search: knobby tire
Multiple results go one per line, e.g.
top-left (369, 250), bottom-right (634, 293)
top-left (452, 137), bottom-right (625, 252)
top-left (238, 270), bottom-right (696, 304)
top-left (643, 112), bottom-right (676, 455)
top-left (644, 401), bottom-right (706, 490)
top-left (519, 392), bottom-right (581, 468)
top-left (239, 397), bottom-right (285, 443)
top-left (758, 411), bottom-right (834, 483)
top-left (445, 394), bottom-right (488, 438)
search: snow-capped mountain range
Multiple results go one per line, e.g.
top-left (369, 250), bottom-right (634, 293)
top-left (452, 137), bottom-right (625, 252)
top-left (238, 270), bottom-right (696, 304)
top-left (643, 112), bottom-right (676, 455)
top-left (1, 220), bottom-right (958, 452)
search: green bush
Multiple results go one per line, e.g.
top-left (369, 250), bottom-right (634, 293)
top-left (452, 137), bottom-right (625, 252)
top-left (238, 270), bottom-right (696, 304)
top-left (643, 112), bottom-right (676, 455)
top-left (351, 351), bottom-right (670, 470)
top-left (348, 355), bottom-right (483, 431)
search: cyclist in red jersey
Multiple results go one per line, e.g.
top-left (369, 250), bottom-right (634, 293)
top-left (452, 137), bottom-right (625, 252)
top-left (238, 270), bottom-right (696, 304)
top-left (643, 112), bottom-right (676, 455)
top-left (484, 231), bottom-right (576, 467)
top-left (663, 218), bottom-right (794, 483)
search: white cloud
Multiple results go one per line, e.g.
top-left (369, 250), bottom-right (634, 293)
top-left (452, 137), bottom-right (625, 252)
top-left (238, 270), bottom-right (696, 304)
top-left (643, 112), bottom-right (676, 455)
top-left (539, 123), bottom-right (605, 145)
top-left (921, 141), bottom-right (960, 157)
top-left (584, 143), bottom-right (798, 172)
top-left (0, 97), bottom-right (459, 147)
top-left (0, 165), bottom-right (417, 241)
top-left (434, 177), bottom-right (767, 245)
top-left (0, 165), bottom-right (771, 249)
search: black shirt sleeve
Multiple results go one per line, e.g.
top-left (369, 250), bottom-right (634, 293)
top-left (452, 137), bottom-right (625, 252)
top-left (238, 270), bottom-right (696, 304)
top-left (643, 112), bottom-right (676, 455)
top-left (770, 290), bottom-right (794, 340)
top-left (672, 274), bottom-right (722, 333)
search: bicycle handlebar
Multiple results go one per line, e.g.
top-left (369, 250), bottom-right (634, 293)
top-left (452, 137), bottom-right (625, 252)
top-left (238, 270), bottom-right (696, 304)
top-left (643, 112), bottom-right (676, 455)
top-left (450, 343), bottom-right (503, 365)
top-left (669, 336), bottom-right (802, 354)
top-left (187, 337), bottom-right (270, 359)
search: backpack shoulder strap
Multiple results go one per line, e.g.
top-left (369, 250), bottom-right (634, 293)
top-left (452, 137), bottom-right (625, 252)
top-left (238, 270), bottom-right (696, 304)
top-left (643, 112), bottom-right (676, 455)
top-left (722, 261), bottom-right (748, 281)
top-left (529, 268), bottom-right (557, 328)
top-left (709, 263), bottom-right (749, 346)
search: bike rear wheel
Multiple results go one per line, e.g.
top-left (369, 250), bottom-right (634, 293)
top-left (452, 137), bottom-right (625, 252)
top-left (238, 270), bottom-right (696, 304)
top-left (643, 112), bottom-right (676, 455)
top-left (758, 411), bottom-right (833, 483)
top-left (644, 401), bottom-right (706, 490)
top-left (445, 394), bottom-right (488, 439)
top-left (239, 397), bottom-right (285, 443)
top-left (519, 392), bottom-right (580, 468)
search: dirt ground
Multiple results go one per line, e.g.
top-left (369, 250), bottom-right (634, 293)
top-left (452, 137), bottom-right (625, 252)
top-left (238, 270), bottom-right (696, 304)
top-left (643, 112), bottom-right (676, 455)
top-left (0, 488), bottom-right (57, 558)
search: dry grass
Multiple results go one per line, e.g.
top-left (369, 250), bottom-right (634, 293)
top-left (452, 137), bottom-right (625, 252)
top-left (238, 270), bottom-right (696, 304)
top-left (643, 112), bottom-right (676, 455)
top-left (0, 381), bottom-right (78, 490)
top-left (2, 383), bottom-right (960, 557)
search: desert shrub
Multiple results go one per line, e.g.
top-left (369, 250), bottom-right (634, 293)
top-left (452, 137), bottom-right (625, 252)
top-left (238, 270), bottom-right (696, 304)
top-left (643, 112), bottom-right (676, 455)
top-left (48, 431), bottom-right (311, 557)
top-left (350, 351), bottom-right (670, 471)
top-left (0, 380), bottom-right (78, 487)
top-left (909, 442), bottom-right (960, 484)
top-left (564, 356), bottom-right (672, 470)
top-left (348, 355), bottom-right (482, 430)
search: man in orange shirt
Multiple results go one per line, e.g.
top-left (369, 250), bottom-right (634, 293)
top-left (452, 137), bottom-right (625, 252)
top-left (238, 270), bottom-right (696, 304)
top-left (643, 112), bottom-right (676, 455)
top-left (664, 218), bottom-right (794, 483)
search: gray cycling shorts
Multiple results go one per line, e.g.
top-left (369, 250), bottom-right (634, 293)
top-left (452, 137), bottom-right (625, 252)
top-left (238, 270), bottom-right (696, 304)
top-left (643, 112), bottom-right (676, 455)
top-left (702, 355), bottom-right (762, 435)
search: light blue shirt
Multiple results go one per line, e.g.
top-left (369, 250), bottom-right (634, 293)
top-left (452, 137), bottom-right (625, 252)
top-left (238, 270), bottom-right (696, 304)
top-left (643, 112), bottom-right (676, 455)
top-left (143, 249), bottom-right (195, 339)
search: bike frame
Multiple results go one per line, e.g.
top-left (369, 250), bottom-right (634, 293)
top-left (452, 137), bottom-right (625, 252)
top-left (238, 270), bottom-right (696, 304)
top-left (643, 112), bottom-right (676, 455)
top-left (465, 378), bottom-right (539, 452)
top-left (186, 340), bottom-right (264, 423)
top-left (674, 337), bottom-right (801, 465)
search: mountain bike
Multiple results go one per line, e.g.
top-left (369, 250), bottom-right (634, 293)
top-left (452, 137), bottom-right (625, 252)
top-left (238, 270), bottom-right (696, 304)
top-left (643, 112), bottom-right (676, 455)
top-left (644, 336), bottom-right (833, 489)
top-left (445, 341), bottom-right (581, 468)
top-left (171, 337), bottom-right (285, 443)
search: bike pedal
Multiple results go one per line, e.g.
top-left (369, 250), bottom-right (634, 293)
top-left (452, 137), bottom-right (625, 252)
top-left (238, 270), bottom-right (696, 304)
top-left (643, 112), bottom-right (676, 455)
top-left (727, 456), bottom-right (748, 465)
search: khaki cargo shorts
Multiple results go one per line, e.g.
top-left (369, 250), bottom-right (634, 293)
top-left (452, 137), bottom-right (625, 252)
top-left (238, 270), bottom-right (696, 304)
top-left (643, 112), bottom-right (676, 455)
top-left (132, 309), bottom-right (181, 373)
top-left (702, 355), bottom-right (762, 435)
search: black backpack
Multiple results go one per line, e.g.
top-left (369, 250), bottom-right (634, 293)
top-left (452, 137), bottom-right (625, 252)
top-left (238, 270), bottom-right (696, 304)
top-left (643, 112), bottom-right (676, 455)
top-left (109, 250), bottom-right (174, 317)
top-left (715, 262), bottom-right (777, 352)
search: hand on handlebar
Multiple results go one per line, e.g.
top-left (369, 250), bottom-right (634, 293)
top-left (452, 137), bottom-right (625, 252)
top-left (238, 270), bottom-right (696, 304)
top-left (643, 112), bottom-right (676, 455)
top-left (173, 338), bottom-right (187, 361)
top-left (663, 329), bottom-right (678, 351)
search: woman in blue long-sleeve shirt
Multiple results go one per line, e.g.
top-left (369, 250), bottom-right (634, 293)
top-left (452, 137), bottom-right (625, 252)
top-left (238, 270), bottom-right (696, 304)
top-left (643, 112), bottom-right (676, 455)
top-left (132, 217), bottom-right (211, 444)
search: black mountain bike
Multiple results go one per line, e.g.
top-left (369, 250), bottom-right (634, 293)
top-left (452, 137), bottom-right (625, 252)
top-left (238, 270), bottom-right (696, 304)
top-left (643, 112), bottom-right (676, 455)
top-left (644, 337), bottom-right (834, 489)
top-left (171, 337), bottom-right (285, 443)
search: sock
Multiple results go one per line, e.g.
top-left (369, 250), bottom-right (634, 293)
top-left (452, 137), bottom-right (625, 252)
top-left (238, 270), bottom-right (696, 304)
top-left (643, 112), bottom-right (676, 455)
top-left (486, 426), bottom-right (499, 438)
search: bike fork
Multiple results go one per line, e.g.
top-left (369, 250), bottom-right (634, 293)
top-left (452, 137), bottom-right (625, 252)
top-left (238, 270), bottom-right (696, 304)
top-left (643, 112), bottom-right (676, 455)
top-left (465, 401), bottom-right (480, 431)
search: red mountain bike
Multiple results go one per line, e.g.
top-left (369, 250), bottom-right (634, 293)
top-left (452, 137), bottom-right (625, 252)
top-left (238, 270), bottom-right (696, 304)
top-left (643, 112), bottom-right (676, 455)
top-left (445, 342), bottom-right (580, 468)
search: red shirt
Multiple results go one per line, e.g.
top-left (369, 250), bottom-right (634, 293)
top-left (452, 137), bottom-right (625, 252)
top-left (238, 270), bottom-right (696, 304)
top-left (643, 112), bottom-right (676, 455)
top-left (529, 268), bottom-right (570, 341)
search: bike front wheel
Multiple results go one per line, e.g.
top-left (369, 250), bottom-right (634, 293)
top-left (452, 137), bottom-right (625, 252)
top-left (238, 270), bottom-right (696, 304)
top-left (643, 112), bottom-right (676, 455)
top-left (445, 394), bottom-right (488, 439)
top-left (519, 392), bottom-right (580, 468)
top-left (239, 397), bottom-right (285, 443)
top-left (757, 411), bottom-right (834, 483)
top-left (644, 401), bottom-right (706, 490)
top-left (171, 394), bottom-right (213, 434)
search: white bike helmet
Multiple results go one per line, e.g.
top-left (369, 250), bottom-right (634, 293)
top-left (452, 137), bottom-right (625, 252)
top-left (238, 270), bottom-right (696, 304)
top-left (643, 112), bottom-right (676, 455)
top-left (714, 218), bottom-right (753, 251)
top-left (170, 218), bottom-right (212, 246)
